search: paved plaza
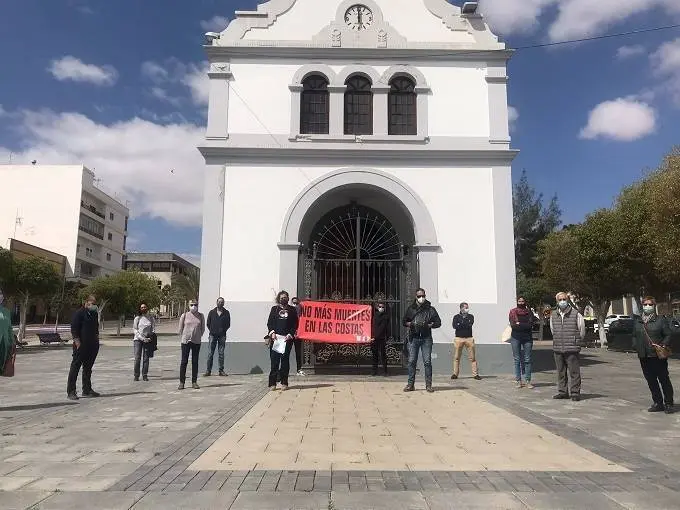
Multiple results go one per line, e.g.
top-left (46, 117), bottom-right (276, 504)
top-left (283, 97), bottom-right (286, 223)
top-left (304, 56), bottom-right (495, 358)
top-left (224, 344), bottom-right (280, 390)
top-left (0, 344), bottom-right (679, 509)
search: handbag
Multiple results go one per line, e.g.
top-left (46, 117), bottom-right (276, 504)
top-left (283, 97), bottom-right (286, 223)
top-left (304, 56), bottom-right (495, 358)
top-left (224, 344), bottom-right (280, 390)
top-left (501, 325), bottom-right (512, 343)
top-left (2, 343), bottom-right (16, 377)
top-left (642, 323), bottom-right (672, 360)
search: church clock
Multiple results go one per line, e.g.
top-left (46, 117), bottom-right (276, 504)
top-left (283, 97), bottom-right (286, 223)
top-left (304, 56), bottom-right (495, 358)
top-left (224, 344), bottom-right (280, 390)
top-left (344, 4), bottom-right (374, 31)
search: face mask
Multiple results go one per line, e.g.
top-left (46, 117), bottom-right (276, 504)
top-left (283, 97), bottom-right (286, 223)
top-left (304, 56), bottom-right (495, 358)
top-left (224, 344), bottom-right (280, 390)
top-left (461, 308), bottom-right (469, 315)
top-left (558, 300), bottom-right (569, 310)
top-left (643, 305), bottom-right (655, 315)
top-left (377, 306), bottom-right (385, 313)
top-left (417, 297), bottom-right (425, 305)
top-left (88, 304), bottom-right (98, 312)
top-left (190, 305), bottom-right (198, 312)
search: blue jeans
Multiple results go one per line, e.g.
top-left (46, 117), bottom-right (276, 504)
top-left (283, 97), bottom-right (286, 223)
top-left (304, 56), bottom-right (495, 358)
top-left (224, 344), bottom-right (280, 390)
top-left (510, 337), bottom-right (533, 382)
top-left (407, 337), bottom-right (433, 387)
top-left (206, 334), bottom-right (226, 373)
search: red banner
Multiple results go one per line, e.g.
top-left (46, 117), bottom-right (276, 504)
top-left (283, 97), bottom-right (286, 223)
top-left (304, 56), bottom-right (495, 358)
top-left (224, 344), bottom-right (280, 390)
top-left (297, 301), bottom-right (373, 344)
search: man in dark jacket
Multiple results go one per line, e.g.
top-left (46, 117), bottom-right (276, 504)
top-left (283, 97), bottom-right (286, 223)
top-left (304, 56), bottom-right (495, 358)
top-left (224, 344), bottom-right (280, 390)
top-left (67, 294), bottom-right (100, 400)
top-left (205, 297), bottom-right (231, 376)
top-left (371, 301), bottom-right (390, 376)
top-left (451, 302), bottom-right (480, 380)
top-left (402, 288), bottom-right (441, 392)
top-left (550, 292), bottom-right (585, 401)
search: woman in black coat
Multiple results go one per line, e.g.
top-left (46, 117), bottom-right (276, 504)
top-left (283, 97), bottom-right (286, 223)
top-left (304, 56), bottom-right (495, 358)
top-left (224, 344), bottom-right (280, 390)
top-left (266, 290), bottom-right (299, 390)
top-left (371, 301), bottom-right (391, 376)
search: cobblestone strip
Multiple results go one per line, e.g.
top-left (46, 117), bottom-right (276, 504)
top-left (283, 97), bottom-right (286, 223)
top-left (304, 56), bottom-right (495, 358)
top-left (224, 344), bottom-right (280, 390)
top-left (107, 383), bottom-right (269, 492)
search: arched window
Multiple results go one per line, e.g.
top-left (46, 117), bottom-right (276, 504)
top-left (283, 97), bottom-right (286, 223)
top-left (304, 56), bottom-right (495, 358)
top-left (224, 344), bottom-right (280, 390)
top-left (300, 75), bottom-right (330, 135)
top-left (344, 75), bottom-right (373, 135)
top-left (388, 76), bottom-right (417, 135)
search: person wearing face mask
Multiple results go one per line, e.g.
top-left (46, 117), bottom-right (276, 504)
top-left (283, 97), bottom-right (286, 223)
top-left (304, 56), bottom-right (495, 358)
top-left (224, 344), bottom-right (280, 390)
top-left (402, 288), bottom-right (442, 392)
top-left (205, 297), bottom-right (231, 377)
top-left (549, 292), bottom-right (585, 401)
top-left (266, 291), bottom-right (299, 390)
top-left (178, 299), bottom-right (205, 390)
top-left (509, 296), bottom-right (535, 389)
top-left (371, 301), bottom-right (391, 376)
top-left (132, 303), bottom-right (156, 382)
top-left (291, 297), bottom-right (306, 376)
top-left (67, 295), bottom-right (101, 400)
top-left (451, 302), bottom-right (481, 381)
top-left (632, 296), bottom-right (674, 414)
top-left (0, 288), bottom-right (15, 376)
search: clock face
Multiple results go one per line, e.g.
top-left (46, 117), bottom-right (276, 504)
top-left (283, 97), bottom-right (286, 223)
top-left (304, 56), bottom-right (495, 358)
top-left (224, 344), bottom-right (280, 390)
top-left (344, 4), bottom-right (374, 31)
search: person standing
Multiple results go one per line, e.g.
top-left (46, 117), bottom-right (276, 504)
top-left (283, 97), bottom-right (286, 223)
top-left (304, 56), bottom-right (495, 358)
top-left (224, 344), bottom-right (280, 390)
top-left (133, 303), bottom-right (156, 382)
top-left (371, 301), bottom-right (390, 376)
top-left (205, 297), bottom-right (230, 377)
top-left (632, 296), bottom-right (674, 414)
top-left (291, 297), bottom-right (305, 376)
top-left (402, 288), bottom-right (442, 393)
top-left (451, 302), bottom-right (481, 380)
top-left (550, 292), bottom-right (585, 401)
top-left (178, 300), bottom-right (205, 390)
top-left (67, 295), bottom-right (101, 400)
top-left (509, 296), bottom-right (535, 389)
top-left (266, 291), bottom-right (299, 391)
top-left (0, 288), bottom-right (15, 376)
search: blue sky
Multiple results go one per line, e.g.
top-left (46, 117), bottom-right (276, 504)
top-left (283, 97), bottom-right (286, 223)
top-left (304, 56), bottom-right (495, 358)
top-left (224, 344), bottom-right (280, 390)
top-left (1, 0), bottom-right (679, 266)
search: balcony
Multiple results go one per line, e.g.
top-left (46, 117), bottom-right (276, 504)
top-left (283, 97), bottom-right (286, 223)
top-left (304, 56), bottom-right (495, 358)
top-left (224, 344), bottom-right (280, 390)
top-left (79, 225), bottom-right (105, 240)
top-left (81, 200), bottom-right (106, 219)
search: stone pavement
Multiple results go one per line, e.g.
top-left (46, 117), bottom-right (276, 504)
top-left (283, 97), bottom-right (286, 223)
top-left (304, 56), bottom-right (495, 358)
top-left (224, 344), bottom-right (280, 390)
top-left (0, 345), bottom-right (679, 509)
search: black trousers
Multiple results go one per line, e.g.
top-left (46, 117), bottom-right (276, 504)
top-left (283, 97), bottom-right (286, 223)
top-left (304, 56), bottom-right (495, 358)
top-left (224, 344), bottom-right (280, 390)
top-left (67, 342), bottom-right (100, 395)
top-left (180, 342), bottom-right (201, 384)
top-left (293, 339), bottom-right (303, 372)
top-left (640, 357), bottom-right (674, 405)
top-left (269, 341), bottom-right (293, 387)
top-left (372, 338), bottom-right (387, 372)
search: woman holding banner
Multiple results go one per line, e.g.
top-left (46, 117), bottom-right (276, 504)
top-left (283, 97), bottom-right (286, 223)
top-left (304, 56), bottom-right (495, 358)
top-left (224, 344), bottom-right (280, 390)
top-left (266, 291), bottom-right (299, 391)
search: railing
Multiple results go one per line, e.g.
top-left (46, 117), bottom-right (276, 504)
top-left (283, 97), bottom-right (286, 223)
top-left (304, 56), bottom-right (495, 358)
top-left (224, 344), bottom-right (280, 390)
top-left (78, 225), bottom-right (104, 240)
top-left (81, 200), bottom-right (105, 219)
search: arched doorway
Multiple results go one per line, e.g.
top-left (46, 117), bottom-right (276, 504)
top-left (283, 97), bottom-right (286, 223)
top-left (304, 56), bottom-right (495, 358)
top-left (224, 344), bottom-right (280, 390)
top-left (299, 202), bottom-right (417, 369)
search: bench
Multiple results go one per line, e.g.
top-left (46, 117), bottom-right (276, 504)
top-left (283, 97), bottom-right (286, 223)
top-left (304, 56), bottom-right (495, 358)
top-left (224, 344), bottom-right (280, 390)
top-left (37, 332), bottom-right (66, 345)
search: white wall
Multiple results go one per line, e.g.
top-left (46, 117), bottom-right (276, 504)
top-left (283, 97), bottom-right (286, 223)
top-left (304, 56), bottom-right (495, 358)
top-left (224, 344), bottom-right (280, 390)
top-left (220, 165), bottom-right (503, 305)
top-left (0, 165), bottom-right (83, 275)
top-left (241, 0), bottom-right (476, 44)
top-left (228, 61), bottom-right (489, 137)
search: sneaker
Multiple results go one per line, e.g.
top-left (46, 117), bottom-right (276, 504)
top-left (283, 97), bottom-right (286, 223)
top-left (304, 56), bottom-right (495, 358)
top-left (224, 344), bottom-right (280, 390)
top-left (571, 395), bottom-right (581, 402)
top-left (473, 375), bottom-right (482, 381)
top-left (134, 376), bottom-right (139, 382)
top-left (67, 393), bottom-right (79, 401)
top-left (553, 393), bottom-right (570, 400)
top-left (177, 383), bottom-right (185, 390)
top-left (269, 385), bottom-right (277, 391)
top-left (204, 371), bottom-right (211, 377)
top-left (82, 390), bottom-right (100, 397)
top-left (192, 382), bottom-right (200, 390)
top-left (648, 403), bottom-right (664, 412)
top-left (142, 376), bottom-right (149, 382)
top-left (218, 371), bottom-right (227, 377)
top-left (403, 385), bottom-right (415, 392)
top-left (451, 374), bottom-right (458, 380)
top-left (280, 385), bottom-right (288, 391)
top-left (525, 383), bottom-right (535, 390)
top-left (515, 380), bottom-right (524, 389)
top-left (426, 386), bottom-right (435, 393)
top-left (297, 370), bottom-right (306, 376)
top-left (665, 403), bottom-right (674, 414)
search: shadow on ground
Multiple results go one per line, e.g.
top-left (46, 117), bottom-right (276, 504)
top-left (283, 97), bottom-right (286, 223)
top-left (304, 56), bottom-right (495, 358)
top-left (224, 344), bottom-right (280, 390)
top-left (0, 401), bottom-right (79, 412)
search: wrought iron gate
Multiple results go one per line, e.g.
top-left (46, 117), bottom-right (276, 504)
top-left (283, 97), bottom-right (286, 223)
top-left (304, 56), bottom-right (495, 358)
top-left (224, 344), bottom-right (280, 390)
top-left (299, 204), bottom-right (416, 368)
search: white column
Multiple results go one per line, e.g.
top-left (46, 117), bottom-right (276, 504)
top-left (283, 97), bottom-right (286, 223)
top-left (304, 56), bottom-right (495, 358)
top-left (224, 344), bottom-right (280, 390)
top-left (288, 85), bottom-right (302, 138)
top-left (278, 243), bottom-right (300, 294)
top-left (206, 64), bottom-right (233, 140)
top-left (416, 246), bottom-right (439, 303)
top-left (328, 86), bottom-right (345, 136)
top-left (486, 64), bottom-right (510, 143)
top-left (373, 86), bottom-right (390, 136)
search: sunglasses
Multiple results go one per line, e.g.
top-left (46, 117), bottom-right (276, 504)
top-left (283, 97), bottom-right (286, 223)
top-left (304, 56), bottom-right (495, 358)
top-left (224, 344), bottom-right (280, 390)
top-left (416, 295), bottom-right (426, 298)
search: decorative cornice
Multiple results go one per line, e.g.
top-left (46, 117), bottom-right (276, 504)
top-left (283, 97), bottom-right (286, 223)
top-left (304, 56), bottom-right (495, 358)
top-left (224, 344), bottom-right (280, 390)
top-left (220, 0), bottom-right (297, 42)
top-left (486, 76), bottom-right (508, 84)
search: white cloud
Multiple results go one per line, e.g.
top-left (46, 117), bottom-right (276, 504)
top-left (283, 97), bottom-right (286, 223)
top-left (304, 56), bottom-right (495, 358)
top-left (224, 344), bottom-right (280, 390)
top-left (651, 37), bottom-right (680, 105)
top-left (150, 87), bottom-right (182, 107)
top-left (579, 98), bottom-right (656, 142)
top-left (48, 56), bottom-right (118, 86)
top-left (200, 15), bottom-right (230, 32)
top-left (508, 106), bottom-right (519, 132)
top-left (0, 108), bottom-right (205, 226)
top-left (616, 45), bottom-right (646, 59)
top-left (480, 0), bottom-right (555, 36)
top-left (140, 59), bottom-right (209, 107)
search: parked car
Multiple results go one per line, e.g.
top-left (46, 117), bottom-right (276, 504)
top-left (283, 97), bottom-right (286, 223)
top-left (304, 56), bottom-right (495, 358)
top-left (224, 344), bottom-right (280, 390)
top-left (594, 314), bottom-right (632, 333)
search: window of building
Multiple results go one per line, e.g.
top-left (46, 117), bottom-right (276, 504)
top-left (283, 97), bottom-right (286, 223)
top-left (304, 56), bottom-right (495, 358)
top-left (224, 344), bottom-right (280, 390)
top-left (124, 216), bottom-right (128, 231)
top-left (344, 75), bottom-right (373, 135)
top-left (85, 247), bottom-right (93, 257)
top-left (77, 243), bottom-right (80, 252)
top-left (79, 214), bottom-right (105, 240)
top-left (388, 76), bottom-right (417, 135)
top-left (109, 212), bottom-right (115, 221)
top-left (107, 232), bottom-right (113, 241)
top-left (106, 253), bottom-right (112, 262)
top-left (300, 75), bottom-right (330, 135)
top-left (151, 262), bottom-right (171, 271)
top-left (141, 262), bottom-right (152, 271)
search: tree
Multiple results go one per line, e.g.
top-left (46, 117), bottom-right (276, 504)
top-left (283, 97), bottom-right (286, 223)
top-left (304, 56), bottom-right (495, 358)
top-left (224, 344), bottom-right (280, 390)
top-left (0, 248), bottom-right (15, 290)
top-left (49, 280), bottom-right (84, 331)
top-left (171, 267), bottom-right (200, 302)
top-left (82, 270), bottom-right (161, 335)
top-left (513, 170), bottom-right (562, 277)
top-left (2, 255), bottom-right (61, 342)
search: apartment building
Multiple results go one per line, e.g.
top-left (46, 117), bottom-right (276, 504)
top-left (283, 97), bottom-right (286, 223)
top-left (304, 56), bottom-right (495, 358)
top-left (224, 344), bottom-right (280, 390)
top-left (0, 165), bottom-right (129, 281)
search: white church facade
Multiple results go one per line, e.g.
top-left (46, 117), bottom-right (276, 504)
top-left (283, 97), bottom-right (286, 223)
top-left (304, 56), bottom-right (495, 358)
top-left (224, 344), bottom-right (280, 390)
top-left (198, 0), bottom-right (518, 374)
